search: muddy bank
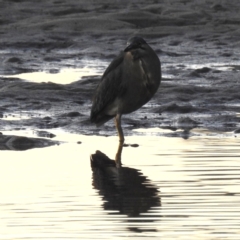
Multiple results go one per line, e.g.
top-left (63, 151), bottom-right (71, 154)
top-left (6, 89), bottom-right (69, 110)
top-left (0, 0), bottom-right (240, 142)
top-left (0, 132), bottom-right (59, 150)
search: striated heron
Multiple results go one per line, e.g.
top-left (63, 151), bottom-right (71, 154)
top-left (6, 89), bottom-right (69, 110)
top-left (90, 36), bottom-right (161, 143)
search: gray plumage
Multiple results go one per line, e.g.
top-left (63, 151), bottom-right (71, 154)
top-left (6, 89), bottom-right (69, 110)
top-left (90, 36), bottom-right (161, 140)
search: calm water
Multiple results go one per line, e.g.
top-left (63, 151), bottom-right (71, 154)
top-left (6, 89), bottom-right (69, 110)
top-left (0, 131), bottom-right (240, 239)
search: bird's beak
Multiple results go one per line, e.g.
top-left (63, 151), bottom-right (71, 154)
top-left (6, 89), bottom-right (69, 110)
top-left (124, 43), bottom-right (136, 52)
top-left (124, 43), bottom-right (145, 52)
top-left (124, 46), bottom-right (131, 52)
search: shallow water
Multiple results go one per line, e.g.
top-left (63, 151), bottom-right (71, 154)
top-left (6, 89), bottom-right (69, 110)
top-left (2, 67), bottom-right (101, 84)
top-left (0, 57), bottom-right (108, 84)
top-left (2, 58), bottom-right (239, 85)
top-left (1, 130), bottom-right (240, 239)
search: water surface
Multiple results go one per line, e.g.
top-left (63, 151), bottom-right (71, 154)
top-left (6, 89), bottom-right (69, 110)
top-left (1, 131), bottom-right (240, 239)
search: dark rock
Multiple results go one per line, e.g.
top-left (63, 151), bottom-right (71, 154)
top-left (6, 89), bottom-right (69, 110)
top-left (173, 117), bottom-right (198, 131)
top-left (130, 144), bottom-right (139, 148)
top-left (0, 134), bottom-right (59, 150)
top-left (195, 67), bottom-right (211, 73)
top-left (34, 130), bottom-right (56, 138)
top-left (212, 4), bottom-right (227, 11)
top-left (190, 67), bottom-right (211, 77)
top-left (43, 116), bottom-right (52, 121)
top-left (49, 69), bottom-right (60, 74)
top-left (6, 57), bottom-right (22, 64)
top-left (10, 136), bottom-right (34, 150)
top-left (62, 111), bottom-right (82, 118)
top-left (73, 100), bottom-right (85, 105)
top-left (155, 103), bottom-right (195, 114)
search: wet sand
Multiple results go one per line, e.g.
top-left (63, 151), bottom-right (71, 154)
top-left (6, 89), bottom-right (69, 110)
top-left (0, 0), bottom-right (240, 144)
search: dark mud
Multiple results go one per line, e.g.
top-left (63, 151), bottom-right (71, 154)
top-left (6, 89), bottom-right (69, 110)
top-left (0, 132), bottom-right (59, 150)
top-left (0, 0), bottom-right (240, 146)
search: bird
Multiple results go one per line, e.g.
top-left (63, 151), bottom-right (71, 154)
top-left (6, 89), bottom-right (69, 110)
top-left (90, 36), bottom-right (161, 143)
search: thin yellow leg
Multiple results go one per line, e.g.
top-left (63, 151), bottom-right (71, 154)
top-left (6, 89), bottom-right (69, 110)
top-left (114, 114), bottom-right (124, 143)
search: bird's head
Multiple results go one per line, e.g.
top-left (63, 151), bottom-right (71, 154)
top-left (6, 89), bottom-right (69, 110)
top-left (124, 36), bottom-right (147, 52)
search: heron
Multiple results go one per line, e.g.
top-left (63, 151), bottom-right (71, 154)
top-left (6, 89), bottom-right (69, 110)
top-left (90, 36), bottom-right (161, 143)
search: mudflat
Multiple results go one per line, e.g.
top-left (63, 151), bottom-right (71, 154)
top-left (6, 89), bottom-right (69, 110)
top-left (1, 0), bottom-right (240, 147)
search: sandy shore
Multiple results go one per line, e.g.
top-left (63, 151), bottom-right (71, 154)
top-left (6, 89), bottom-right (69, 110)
top-left (0, 0), bottom-right (240, 148)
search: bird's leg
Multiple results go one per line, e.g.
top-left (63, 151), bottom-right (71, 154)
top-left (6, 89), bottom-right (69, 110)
top-left (115, 141), bottom-right (123, 168)
top-left (114, 114), bottom-right (124, 167)
top-left (115, 114), bottom-right (124, 143)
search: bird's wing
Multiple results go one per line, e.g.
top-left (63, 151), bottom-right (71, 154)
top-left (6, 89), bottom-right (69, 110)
top-left (90, 52), bottom-right (125, 123)
top-left (102, 51), bottom-right (124, 78)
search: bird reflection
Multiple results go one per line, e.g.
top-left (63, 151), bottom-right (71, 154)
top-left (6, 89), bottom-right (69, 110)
top-left (90, 146), bottom-right (161, 232)
top-left (115, 141), bottom-right (123, 167)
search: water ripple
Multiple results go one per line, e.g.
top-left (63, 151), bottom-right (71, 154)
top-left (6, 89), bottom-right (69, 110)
top-left (0, 135), bottom-right (240, 239)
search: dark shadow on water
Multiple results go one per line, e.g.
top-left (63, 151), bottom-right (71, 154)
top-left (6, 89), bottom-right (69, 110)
top-left (90, 149), bottom-right (161, 233)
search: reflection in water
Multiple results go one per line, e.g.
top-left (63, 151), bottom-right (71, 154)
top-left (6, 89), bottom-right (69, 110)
top-left (90, 150), bottom-right (161, 233)
top-left (115, 141), bottom-right (124, 167)
top-left (1, 133), bottom-right (240, 239)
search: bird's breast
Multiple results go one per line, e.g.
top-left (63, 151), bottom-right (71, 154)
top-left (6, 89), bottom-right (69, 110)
top-left (124, 54), bottom-right (156, 93)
